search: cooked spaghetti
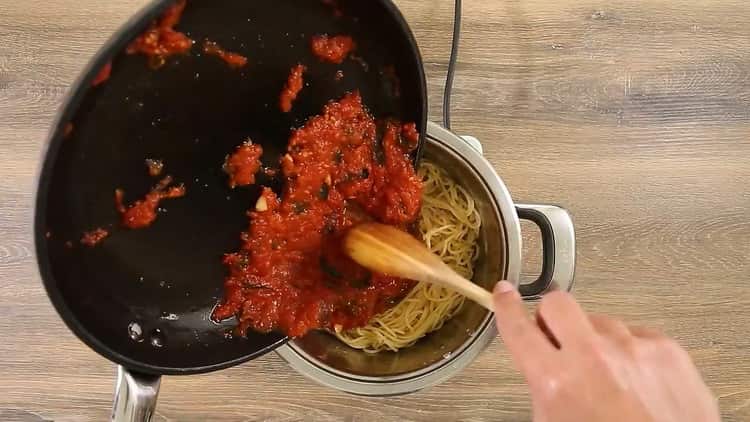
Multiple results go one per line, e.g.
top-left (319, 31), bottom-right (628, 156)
top-left (335, 161), bottom-right (481, 352)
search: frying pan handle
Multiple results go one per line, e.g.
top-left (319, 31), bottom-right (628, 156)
top-left (111, 366), bottom-right (162, 422)
top-left (515, 204), bottom-right (576, 299)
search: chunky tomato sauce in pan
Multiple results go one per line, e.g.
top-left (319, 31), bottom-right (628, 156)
top-left (115, 176), bottom-right (186, 229)
top-left (311, 35), bottom-right (356, 64)
top-left (212, 92), bottom-right (422, 337)
top-left (80, 228), bottom-right (109, 247)
top-left (91, 62), bottom-right (112, 87)
top-left (224, 142), bottom-right (264, 188)
top-left (279, 64), bottom-right (306, 112)
top-left (202, 39), bottom-right (248, 68)
top-left (126, 0), bottom-right (193, 64)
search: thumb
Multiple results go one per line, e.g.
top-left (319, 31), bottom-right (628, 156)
top-left (493, 281), bottom-right (554, 373)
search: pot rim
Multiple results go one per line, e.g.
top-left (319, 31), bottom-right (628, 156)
top-left (275, 121), bottom-right (523, 396)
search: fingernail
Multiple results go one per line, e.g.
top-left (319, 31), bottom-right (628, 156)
top-left (494, 280), bottom-right (514, 294)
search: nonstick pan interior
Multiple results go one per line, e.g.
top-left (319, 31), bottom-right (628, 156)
top-left (35, 0), bottom-right (427, 375)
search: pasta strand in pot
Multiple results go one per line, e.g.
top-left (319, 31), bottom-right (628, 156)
top-left (335, 161), bottom-right (481, 352)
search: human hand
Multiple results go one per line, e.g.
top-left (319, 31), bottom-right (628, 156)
top-left (493, 281), bottom-right (720, 422)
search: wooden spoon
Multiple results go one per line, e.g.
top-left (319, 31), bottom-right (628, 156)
top-left (344, 222), bottom-right (495, 311)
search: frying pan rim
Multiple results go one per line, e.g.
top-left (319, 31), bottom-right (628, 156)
top-left (33, 0), bottom-right (428, 376)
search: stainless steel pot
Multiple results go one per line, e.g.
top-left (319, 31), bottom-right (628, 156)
top-left (276, 121), bottom-right (576, 395)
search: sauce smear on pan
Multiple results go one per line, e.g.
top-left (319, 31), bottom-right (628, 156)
top-left (80, 228), bottom-right (109, 247)
top-left (115, 176), bottom-right (186, 229)
top-left (126, 0), bottom-right (193, 65)
top-left (311, 35), bottom-right (355, 64)
top-left (203, 40), bottom-right (248, 68)
top-left (91, 62), bottom-right (112, 87)
top-left (279, 64), bottom-right (306, 112)
top-left (212, 92), bottom-right (422, 337)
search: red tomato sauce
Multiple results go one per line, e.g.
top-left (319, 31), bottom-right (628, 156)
top-left (212, 92), bottom-right (423, 337)
top-left (91, 61), bottom-right (112, 87)
top-left (80, 228), bottom-right (109, 247)
top-left (311, 35), bottom-right (355, 64)
top-left (126, 0), bottom-right (193, 65)
top-left (203, 40), bottom-right (248, 69)
top-left (224, 142), bottom-right (263, 188)
top-left (115, 176), bottom-right (186, 229)
top-left (279, 64), bottom-right (306, 112)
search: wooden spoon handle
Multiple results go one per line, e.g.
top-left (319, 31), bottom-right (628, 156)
top-left (429, 271), bottom-right (494, 311)
top-left (345, 222), bottom-right (495, 312)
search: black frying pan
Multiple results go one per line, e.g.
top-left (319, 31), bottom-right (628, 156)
top-left (34, 0), bottom-right (426, 419)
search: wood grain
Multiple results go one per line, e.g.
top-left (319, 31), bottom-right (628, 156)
top-left (1, 0), bottom-right (749, 420)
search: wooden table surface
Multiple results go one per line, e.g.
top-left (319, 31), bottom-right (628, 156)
top-left (2, 0), bottom-right (749, 420)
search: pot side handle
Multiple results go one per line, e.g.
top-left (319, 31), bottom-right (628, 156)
top-left (459, 135), bottom-right (483, 154)
top-left (515, 204), bottom-right (576, 299)
top-left (111, 366), bottom-right (162, 422)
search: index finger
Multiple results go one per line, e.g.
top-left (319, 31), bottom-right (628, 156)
top-left (493, 281), bottom-right (556, 374)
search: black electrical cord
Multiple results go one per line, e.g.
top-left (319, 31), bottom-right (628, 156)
top-left (442, 0), bottom-right (462, 130)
